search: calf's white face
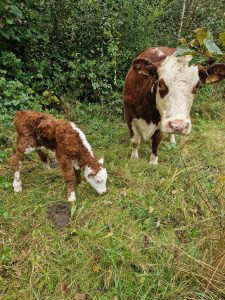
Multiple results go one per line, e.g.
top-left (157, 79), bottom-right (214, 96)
top-left (156, 55), bottom-right (199, 134)
top-left (84, 158), bottom-right (107, 194)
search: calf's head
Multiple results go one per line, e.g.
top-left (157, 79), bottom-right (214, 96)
top-left (133, 55), bottom-right (225, 134)
top-left (84, 158), bottom-right (107, 194)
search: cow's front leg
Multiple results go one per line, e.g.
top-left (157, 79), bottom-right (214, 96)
top-left (130, 122), bottom-right (141, 159)
top-left (169, 134), bottom-right (176, 144)
top-left (149, 129), bottom-right (163, 165)
top-left (56, 152), bottom-right (76, 203)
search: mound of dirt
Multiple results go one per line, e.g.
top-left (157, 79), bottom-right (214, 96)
top-left (48, 202), bottom-right (71, 229)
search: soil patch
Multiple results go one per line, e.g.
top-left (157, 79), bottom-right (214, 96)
top-left (48, 202), bottom-right (71, 229)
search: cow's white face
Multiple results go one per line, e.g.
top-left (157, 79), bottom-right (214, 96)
top-left (156, 55), bottom-right (199, 134)
top-left (84, 159), bottom-right (107, 194)
top-left (133, 51), bottom-right (225, 135)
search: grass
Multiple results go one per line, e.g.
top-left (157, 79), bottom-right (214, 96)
top-left (0, 87), bottom-right (225, 299)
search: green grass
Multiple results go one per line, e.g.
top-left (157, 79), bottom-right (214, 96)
top-left (0, 95), bottom-right (225, 299)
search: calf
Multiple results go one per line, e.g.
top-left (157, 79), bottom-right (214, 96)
top-left (123, 47), bottom-right (225, 164)
top-left (11, 111), bottom-right (107, 202)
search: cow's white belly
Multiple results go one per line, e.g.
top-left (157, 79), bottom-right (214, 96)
top-left (132, 118), bottom-right (157, 140)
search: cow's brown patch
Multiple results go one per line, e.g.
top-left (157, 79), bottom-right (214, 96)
top-left (158, 79), bottom-right (168, 98)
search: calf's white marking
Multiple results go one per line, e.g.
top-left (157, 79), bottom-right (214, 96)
top-left (70, 122), bottom-right (93, 156)
top-left (13, 171), bottom-right (22, 192)
top-left (68, 191), bottom-right (76, 202)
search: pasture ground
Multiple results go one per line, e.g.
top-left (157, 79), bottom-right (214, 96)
top-left (0, 86), bottom-right (225, 299)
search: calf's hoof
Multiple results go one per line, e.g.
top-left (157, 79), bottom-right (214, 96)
top-left (68, 192), bottom-right (76, 203)
top-left (14, 185), bottom-right (22, 193)
top-left (49, 159), bottom-right (58, 169)
top-left (13, 181), bottom-right (22, 193)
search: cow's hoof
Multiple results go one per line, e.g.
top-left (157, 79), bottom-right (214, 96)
top-left (149, 154), bottom-right (158, 165)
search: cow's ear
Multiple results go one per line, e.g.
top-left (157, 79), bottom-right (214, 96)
top-left (198, 64), bottom-right (225, 84)
top-left (132, 58), bottom-right (158, 77)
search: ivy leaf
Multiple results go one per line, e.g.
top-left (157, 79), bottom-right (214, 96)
top-left (203, 38), bottom-right (223, 55)
top-left (176, 46), bottom-right (196, 56)
top-left (194, 28), bottom-right (208, 46)
top-left (9, 5), bottom-right (22, 17)
top-left (5, 18), bottom-right (14, 25)
top-left (188, 56), bottom-right (208, 66)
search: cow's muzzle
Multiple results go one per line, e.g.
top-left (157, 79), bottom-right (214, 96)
top-left (167, 119), bottom-right (190, 134)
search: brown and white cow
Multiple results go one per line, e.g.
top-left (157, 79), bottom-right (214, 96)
top-left (123, 47), bottom-right (225, 164)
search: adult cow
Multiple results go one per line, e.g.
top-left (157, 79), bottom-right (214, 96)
top-left (123, 47), bottom-right (225, 164)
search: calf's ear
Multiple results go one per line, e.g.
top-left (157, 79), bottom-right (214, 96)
top-left (198, 64), bottom-right (225, 84)
top-left (132, 58), bottom-right (158, 77)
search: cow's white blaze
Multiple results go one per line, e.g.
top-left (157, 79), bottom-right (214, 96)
top-left (84, 164), bottom-right (107, 194)
top-left (156, 54), bottom-right (199, 134)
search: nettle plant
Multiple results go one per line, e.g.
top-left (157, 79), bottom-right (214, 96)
top-left (177, 28), bottom-right (225, 66)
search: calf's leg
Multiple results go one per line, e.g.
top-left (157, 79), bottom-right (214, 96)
top-left (56, 152), bottom-right (76, 202)
top-left (11, 150), bottom-right (24, 192)
top-left (149, 129), bottom-right (163, 165)
top-left (36, 149), bottom-right (51, 170)
top-left (74, 169), bottom-right (81, 185)
top-left (11, 135), bottom-right (39, 192)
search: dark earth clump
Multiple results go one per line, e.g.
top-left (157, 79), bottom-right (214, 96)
top-left (48, 202), bottom-right (71, 229)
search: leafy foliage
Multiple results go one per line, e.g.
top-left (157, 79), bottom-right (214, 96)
top-left (0, 1), bottom-right (224, 113)
top-left (177, 28), bottom-right (225, 65)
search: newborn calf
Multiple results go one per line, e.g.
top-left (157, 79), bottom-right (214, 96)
top-left (11, 110), bottom-right (107, 202)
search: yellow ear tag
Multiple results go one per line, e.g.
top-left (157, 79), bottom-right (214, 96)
top-left (206, 74), bottom-right (219, 83)
top-left (138, 70), bottom-right (149, 76)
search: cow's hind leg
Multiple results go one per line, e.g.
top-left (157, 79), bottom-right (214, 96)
top-left (130, 122), bottom-right (141, 159)
top-left (149, 129), bottom-right (163, 165)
